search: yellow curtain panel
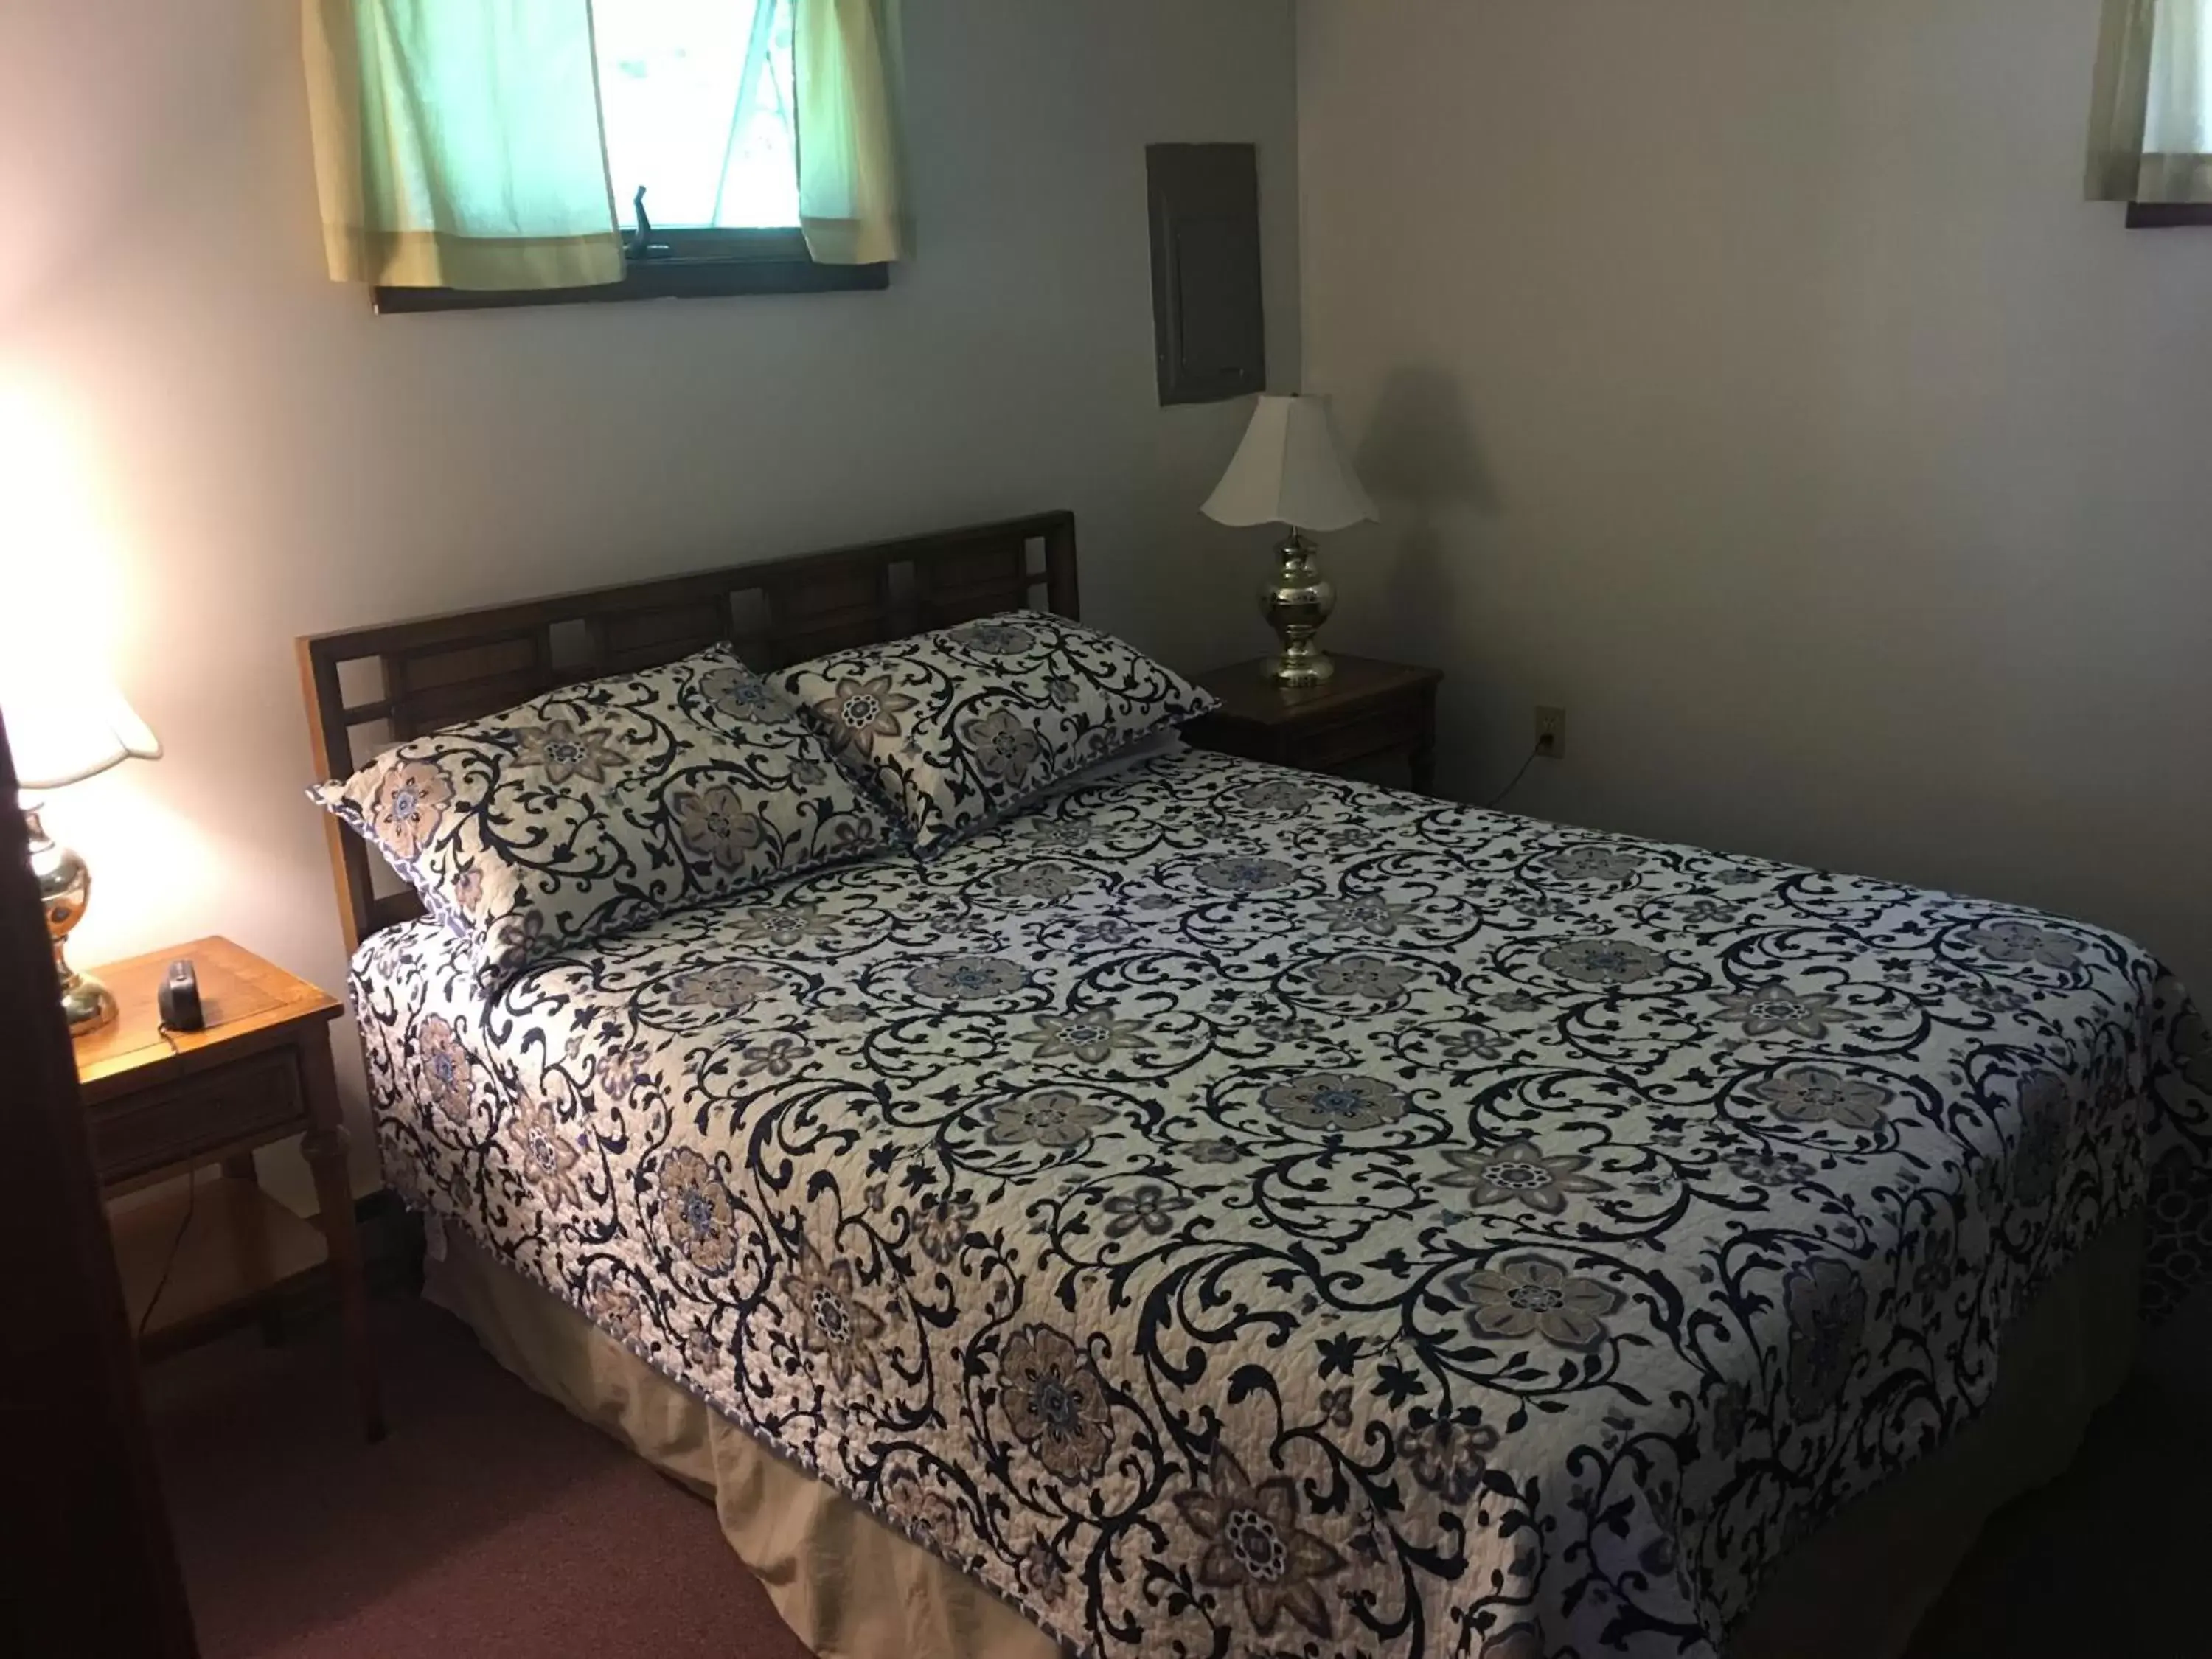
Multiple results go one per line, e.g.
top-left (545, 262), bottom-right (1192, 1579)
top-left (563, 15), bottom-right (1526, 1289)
top-left (302, 0), bottom-right (625, 290)
top-left (2088, 0), bottom-right (2212, 203)
top-left (795, 0), bottom-right (907, 265)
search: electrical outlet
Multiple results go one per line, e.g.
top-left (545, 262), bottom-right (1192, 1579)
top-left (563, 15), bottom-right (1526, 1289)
top-left (1534, 706), bottom-right (1567, 759)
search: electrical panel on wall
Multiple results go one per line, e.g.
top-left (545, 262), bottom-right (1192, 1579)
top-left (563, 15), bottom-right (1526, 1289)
top-left (1146, 143), bottom-right (1267, 406)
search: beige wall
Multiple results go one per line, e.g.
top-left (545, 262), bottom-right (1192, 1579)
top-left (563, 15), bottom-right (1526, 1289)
top-left (0, 0), bottom-right (1298, 1204)
top-left (16, 0), bottom-right (2205, 1217)
top-left (1298, 0), bottom-right (2212, 999)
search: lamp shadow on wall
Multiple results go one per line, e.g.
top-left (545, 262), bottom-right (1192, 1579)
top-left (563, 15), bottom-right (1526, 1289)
top-left (1350, 364), bottom-right (1498, 664)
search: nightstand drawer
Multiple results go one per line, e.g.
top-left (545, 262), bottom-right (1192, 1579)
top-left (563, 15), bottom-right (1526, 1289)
top-left (1188, 655), bottom-right (1442, 793)
top-left (1287, 692), bottom-right (1432, 770)
top-left (87, 1048), bottom-right (305, 1185)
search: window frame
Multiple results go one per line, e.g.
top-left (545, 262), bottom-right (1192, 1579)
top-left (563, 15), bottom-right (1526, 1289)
top-left (2126, 202), bottom-right (2212, 228)
top-left (373, 227), bottom-right (886, 314)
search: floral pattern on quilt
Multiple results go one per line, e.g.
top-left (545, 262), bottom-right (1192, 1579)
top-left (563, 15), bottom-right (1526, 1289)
top-left (311, 645), bottom-right (900, 986)
top-left (774, 611), bottom-right (1217, 856)
top-left (352, 745), bottom-right (2211, 1659)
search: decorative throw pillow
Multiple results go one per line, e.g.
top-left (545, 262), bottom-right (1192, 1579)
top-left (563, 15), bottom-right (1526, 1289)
top-left (310, 644), bottom-right (900, 984)
top-left (776, 611), bottom-right (1217, 855)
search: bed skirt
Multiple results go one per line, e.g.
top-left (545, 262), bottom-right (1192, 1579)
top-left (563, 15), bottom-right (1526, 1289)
top-left (425, 1214), bottom-right (2143, 1659)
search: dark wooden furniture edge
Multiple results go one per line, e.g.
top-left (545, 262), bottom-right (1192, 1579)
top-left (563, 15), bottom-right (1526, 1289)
top-left (2126, 201), bottom-right (2212, 229)
top-left (299, 511), bottom-right (1079, 952)
top-left (0, 717), bottom-right (198, 1655)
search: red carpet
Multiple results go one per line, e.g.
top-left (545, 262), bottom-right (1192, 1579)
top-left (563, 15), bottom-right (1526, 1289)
top-left (144, 1295), bottom-right (808, 1659)
top-left (145, 1286), bottom-right (2212, 1659)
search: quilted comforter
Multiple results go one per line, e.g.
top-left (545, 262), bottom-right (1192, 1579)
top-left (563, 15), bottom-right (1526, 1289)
top-left (355, 742), bottom-right (2208, 1659)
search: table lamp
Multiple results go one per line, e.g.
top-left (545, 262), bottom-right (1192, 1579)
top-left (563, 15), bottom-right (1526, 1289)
top-left (1201, 393), bottom-right (1378, 689)
top-left (1, 666), bottom-right (160, 1033)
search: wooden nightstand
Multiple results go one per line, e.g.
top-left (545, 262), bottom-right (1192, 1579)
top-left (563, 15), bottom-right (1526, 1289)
top-left (1186, 655), bottom-right (1442, 792)
top-left (76, 936), bottom-right (383, 1441)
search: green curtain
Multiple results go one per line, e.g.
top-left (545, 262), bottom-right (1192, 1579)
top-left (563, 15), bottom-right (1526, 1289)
top-left (2088, 0), bottom-right (2212, 203)
top-left (303, 0), bottom-right (625, 289)
top-left (795, 0), bottom-right (907, 264)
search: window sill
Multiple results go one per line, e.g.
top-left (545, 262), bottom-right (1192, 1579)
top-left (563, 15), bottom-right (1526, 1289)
top-left (375, 254), bottom-right (887, 314)
top-left (2126, 202), bottom-right (2212, 229)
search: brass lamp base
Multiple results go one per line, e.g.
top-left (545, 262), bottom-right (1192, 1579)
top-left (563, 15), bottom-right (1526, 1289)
top-left (57, 962), bottom-right (117, 1034)
top-left (25, 806), bottom-right (116, 1035)
top-left (1259, 531), bottom-right (1337, 689)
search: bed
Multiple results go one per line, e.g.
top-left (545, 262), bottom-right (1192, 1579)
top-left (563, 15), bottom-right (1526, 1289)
top-left (302, 514), bottom-right (2211, 1659)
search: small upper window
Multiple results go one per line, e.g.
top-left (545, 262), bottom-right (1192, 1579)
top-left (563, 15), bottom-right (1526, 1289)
top-left (302, 0), bottom-right (904, 311)
top-left (2088, 0), bottom-right (2212, 225)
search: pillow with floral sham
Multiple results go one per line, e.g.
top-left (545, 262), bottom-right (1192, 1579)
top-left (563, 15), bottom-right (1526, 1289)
top-left (776, 611), bottom-right (1217, 856)
top-left (310, 644), bottom-right (900, 984)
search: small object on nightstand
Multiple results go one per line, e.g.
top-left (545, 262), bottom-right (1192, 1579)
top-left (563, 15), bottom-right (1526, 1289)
top-left (156, 958), bottom-right (204, 1032)
top-left (75, 935), bottom-right (384, 1441)
top-left (1185, 655), bottom-right (1441, 794)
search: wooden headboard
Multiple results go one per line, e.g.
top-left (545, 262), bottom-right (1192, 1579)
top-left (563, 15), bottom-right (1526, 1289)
top-left (298, 510), bottom-right (1079, 952)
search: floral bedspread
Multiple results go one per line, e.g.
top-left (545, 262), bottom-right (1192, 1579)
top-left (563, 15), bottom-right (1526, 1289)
top-left (355, 743), bottom-right (2209, 1659)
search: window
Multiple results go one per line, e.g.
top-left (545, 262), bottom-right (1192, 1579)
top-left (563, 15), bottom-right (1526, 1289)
top-left (2089, 0), bottom-right (2212, 226)
top-left (352, 0), bottom-right (892, 313)
top-left (2132, 0), bottom-right (2212, 223)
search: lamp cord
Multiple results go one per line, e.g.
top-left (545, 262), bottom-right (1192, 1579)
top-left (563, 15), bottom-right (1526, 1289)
top-left (130, 1021), bottom-right (216, 1341)
top-left (1484, 744), bottom-right (1545, 810)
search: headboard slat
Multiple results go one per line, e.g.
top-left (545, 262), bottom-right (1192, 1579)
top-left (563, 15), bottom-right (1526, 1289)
top-left (299, 510), bottom-right (1079, 952)
top-left (588, 600), bottom-right (731, 668)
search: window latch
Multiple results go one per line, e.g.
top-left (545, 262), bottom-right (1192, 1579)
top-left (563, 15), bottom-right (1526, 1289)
top-left (627, 187), bottom-right (672, 262)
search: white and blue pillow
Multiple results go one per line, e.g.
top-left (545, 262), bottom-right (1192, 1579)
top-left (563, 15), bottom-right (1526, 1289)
top-left (777, 612), bottom-right (1217, 858)
top-left (311, 644), bottom-right (900, 986)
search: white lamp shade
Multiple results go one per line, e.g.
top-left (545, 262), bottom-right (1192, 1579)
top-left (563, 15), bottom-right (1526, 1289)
top-left (0, 665), bottom-right (160, 791)
top-left (1201, 394), bottom-right (1377, 533)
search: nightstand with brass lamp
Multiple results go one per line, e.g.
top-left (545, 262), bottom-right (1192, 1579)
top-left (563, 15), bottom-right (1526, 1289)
top-left (0, 666), bottom-right (160, 1033)
top-left (1201, 392), bottom-right (1379, 689)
